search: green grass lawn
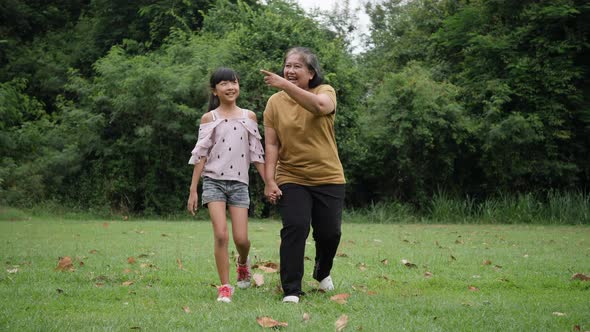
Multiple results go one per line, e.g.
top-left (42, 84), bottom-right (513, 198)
top-left (1, 212), bottom-right (589, 331)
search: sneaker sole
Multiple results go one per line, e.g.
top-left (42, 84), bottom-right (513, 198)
top-left (237, 281), bottom-right (251, 289)
top-left (282, 295), bottom-right (299, 303)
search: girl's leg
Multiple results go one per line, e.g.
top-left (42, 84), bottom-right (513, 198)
top-left (208, 201), bottom-right (230, 285)
top-left (228, 206), bottom-right (250, 263)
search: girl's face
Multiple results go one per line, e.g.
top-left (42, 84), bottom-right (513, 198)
top-left (283, 54), bottom-right (315, 90)
top-left (213, 79), bottom-right (240, 104)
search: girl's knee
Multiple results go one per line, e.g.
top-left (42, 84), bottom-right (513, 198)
top-left (233, 237), bottom-right (250, 250)
top-left (214, 233), bottom-right (229, 247)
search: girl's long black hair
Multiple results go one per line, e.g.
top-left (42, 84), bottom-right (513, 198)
top-left (208, 67), bottom-right (240, 111)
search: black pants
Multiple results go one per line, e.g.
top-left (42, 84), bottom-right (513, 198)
top-left (278, 183), bottom-right (345, 296)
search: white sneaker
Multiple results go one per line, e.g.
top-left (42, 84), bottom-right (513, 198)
top-left (319, 276), bottom-right (334, 291)
top-left (282, 295), bottom-right (300, 303)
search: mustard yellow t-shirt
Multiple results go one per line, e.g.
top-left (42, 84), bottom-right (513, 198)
top-left (263, 84), bottom-right (346, 186)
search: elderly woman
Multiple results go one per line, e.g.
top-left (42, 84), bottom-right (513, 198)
top-left (261, 47), bottom-right (346, 303)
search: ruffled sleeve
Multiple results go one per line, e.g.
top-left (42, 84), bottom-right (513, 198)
top-left (188, 120), bottom-right (219, 164)
top-left (241, 117), bottom-right (265, 164)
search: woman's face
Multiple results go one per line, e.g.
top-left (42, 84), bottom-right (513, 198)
top-left (213, 79), bottom-right (240, 104)
top-left (283, 54), bottom-right (315, 90)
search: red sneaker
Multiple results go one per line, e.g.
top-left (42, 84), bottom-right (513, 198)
top-left (217, 284), bottom-right (234, 303)
top-left (236, 257), bottom-right (251, 289)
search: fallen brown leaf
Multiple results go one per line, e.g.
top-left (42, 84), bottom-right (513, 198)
top-left (571, 273), bottom-right (590, 281)
top-left (381, 259), bottom-right (389, 265)
top-left (127, 257), bottom-right (136, 264)
top-left (253, 273), bottom-right (264, 287)
top-left (176, 258), bottom-right (184, 270)
top-left (89, 249), bottom-right (98, 254)
top-left (182, 306), bottom-right (190, 313)
top-left (401, 259), bottom-right (417, 268)
top-left (302, 313), bottom-right (310, 322)
top-left (482, 260), bottom-right (492, 265)
top-left (102, 222), bottom-right (109, 228)
top-left (424, 271), bottom-right (433, 278)
top-left (256, 316), bottom-right (288, 328)
top-left (335, 314), bottom-right (348, 332)
top-left (336, 252), bottom-right (348, 257)
top-left (468, 285), bottom-right (479, 291)
top-left (55, 256), bottom-right (74, 272)
top-left (255, 261), bottom-right (279, 273)
top-left (330, 293), bottom-right (350, 304)
top-left (122, 281), bottom-right (134, 286)
top-left (357, 263), bottom-right (367, 271)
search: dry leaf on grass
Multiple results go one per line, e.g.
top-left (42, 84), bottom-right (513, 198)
top-left (255, 261), bottom-right (279, 273)
top-left (401, 259), bottom-right (417, 268)
top-left (256, 316), bottom-right (288, 328)
top-left (253, 273), bottom-right (264, 287)
top-left (302, 313), bottom-right (310, 322)
top-left (381, 259), bottom-right (389, 265)
top-left (127, 257), bottom-right (136, 264)
top-left (468, 285), bottom-right (479, 291)
top-left (330, 293), bottom-right (350, 304)
top-left (571, 273), bottom-right (590, 281)
top-left (55, 256), bottom-right (74, 272)
top-left (182, 306), bottom-right (190, 313)
top-left (482, 259), bottom-right (492, 265)
top-left (335, 314), bottom-right (348, 332)
top-left (552, 312), bottom-right (566, 317)
top-left (176, 258), bottom-right (184, 270)
top-left (7, 268), bottom-right (18, 274)
top-left (122, 281), bottom-right (134, 286)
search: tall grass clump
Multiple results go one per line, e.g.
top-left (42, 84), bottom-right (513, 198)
top-left (426, 191), bottom-right (478, 223)
top-left (480, 192), bottom-right (541, 224)
top-left (474, 191), bottom-right (589, 224)
top-left (348, 191), bottom-right (589, 225)
top-left (344, 201), bottom-right (417, 223)
top-left (543, 190), bottom-right (589, 224)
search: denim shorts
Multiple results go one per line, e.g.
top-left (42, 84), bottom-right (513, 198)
top-left (201, 177), bottom-right (250, 208)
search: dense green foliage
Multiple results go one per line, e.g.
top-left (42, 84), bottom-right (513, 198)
top-left (1, 0), bottom-right (589, 216)
top-left (358, 0), bottom-right (590, 206)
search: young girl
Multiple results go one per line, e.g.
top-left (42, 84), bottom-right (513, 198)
top-left (187, 67), bottom-right (267, 303)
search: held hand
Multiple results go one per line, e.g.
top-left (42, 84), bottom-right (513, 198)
top-left (187, 193), bottom-right (198, 216)
top-left (260, 69), bottom-right (287, 90)
top-left (264, 182), bottom-right (282, 205)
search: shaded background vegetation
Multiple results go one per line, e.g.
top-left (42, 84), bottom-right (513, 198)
top-left (1, 0), bottom-right (589, 218)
